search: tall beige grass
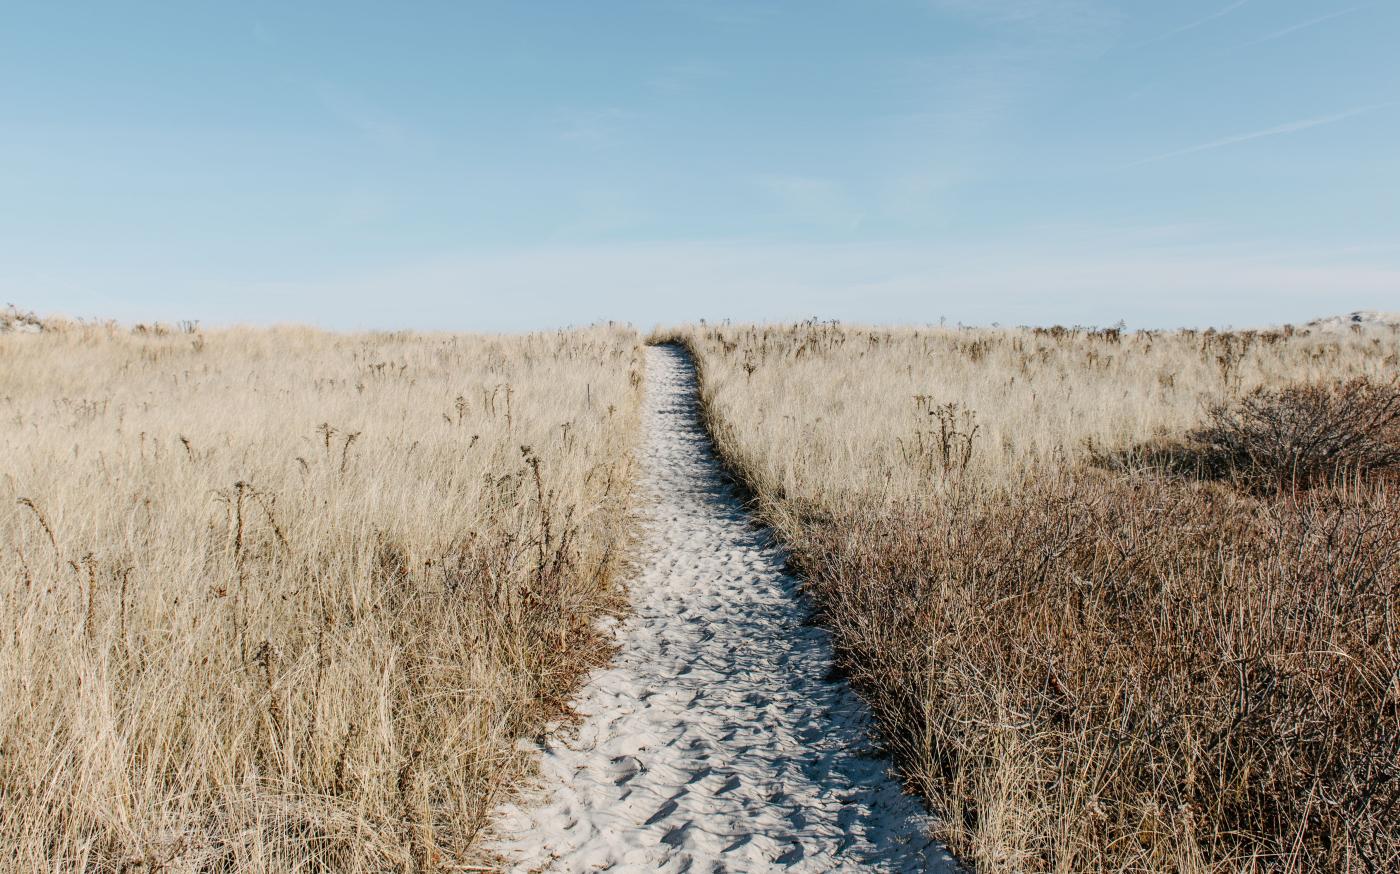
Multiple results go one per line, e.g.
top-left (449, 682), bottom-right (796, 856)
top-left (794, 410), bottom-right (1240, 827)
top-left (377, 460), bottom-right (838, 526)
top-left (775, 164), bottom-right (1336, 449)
top-left (0, 322), bottom-right (641, 871)
top-left (682, 322), bottom-right (1399, 504)
top-left (674, 321), bottom-right (1400, 872)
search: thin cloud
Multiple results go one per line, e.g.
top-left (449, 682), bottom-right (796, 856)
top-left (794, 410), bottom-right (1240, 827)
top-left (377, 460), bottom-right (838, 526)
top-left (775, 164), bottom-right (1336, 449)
top-left (558, 108), bottom-right (631, 149)
top-left (131, 237), bottom-right (1400, 332)
top-left (1154, 0), bottom-right (1250, 42)
top-left (757, 175), bottom-right (864, 230)
top-left (928, 1), bottom-right (1122, 47)
top-left (313, 83), bottom-right (421, 152)
top-left (1131, 104), bottom-right (1389, 165)
top-left (1241, 4), bottom-right (1370, 47)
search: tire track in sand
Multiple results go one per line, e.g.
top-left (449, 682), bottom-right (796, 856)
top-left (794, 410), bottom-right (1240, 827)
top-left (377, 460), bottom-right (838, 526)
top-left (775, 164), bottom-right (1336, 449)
top-left (495, 345), bottom-right (960, 872)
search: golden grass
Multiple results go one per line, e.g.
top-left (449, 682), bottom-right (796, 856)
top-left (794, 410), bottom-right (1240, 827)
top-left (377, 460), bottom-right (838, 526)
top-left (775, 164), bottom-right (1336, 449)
top-left (673, 321), bottom-right (1400, 872)
top-left (0, 322), bottom-right (641, 871)
top-left (677, 322), bottom-right (1399, 503)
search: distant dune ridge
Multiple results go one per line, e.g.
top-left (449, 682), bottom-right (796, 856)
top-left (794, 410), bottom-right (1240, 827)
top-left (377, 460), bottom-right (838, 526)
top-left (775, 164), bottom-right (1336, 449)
top-left (1300, 309), bottom-right (1400, 332)
top-left (6, 305), bottom-right (1398, 335)
top-left (0, 304), bottom-right (43, 333)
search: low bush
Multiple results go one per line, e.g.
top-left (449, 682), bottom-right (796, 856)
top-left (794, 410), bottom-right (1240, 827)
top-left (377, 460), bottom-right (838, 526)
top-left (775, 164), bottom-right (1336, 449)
top-left (1191, 377), bottom-right (1400, 491)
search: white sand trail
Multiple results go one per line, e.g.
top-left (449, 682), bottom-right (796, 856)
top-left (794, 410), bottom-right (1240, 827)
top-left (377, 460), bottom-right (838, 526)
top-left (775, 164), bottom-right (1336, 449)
top-left (495, 345), bottom-right (959, 873)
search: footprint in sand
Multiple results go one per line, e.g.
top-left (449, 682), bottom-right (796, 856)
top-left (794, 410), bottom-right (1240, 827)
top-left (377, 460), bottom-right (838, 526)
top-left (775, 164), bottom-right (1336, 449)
top-left (495, 345), bottom-right (961, 873)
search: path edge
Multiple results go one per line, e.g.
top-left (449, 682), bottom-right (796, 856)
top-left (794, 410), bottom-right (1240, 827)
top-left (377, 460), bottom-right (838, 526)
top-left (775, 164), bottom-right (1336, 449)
top-left (647, 337), bottom-right (970, 873)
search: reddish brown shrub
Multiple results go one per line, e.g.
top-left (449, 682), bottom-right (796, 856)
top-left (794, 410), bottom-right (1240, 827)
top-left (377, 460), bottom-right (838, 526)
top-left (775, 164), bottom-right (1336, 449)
top-left (1192, 377), bottom-right (1400, 491)
top-left (788, 476), bottom-right (1399, 872)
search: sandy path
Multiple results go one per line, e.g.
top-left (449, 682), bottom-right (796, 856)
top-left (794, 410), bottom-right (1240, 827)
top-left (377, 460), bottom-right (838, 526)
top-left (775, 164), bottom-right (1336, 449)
top-left (496, 345), bottom-right (959, 872)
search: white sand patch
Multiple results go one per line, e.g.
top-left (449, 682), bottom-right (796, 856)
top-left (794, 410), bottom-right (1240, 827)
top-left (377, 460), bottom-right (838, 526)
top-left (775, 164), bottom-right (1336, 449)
top-left (0, 305), bottom-right (43, 334)
top-left (1300, 310), bottom-right (1400, 333)
top-left (494, 345), bottom-right (959, 872)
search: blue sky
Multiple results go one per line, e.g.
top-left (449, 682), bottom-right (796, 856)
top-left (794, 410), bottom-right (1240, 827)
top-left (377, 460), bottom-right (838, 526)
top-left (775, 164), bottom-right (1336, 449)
top-left (3, 1), bottom-right (1397, 330)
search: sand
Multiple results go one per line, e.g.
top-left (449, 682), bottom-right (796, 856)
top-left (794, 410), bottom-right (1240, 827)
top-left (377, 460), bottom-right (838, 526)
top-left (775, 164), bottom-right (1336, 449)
top-left (494, 345), bottom-right (958, 872)
top-left (1302, 310), bottom-right (1400, 333)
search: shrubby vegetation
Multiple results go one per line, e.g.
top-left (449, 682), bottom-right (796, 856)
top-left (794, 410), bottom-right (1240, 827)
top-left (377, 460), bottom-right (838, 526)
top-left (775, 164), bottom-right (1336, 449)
top-left (678, 320), bottom-right (1399, 872)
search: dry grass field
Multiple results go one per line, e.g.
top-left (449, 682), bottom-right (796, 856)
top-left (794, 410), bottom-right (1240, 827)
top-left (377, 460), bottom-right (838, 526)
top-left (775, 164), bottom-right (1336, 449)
top-left (0, 321), bottom-right (640, 871)
top-left (676, 321), bottom-right (1400, 872)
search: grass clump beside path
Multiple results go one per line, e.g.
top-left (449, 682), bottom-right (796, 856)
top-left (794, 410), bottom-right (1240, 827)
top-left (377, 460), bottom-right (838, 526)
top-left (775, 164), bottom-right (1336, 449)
top-left (0, 322), bottom-right (641, 871)
top-left (675, 321), bottom-right (1400, 872)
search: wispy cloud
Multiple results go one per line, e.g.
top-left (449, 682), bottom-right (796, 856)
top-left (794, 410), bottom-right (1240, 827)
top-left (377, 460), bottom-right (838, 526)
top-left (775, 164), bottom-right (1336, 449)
top-left (757, 175), bottom-right (864, 230)
top-left (326, 189), bottom-right (392, 229)
top-left (649, 62), bottom-right (724, 95)
top-left (557, 108), bottom-right (631, 149)
top-left (1152, 0), bottom-right (1249, 43)
top-left (91, 236), bottom-right (1400, 332)
top-left (1240, 4), bottom-right (1370, 47)
top-left (1131, 104), bottom-right (1391, 165)
top-left (664, 0), bottom-right (777, 27)
top-left (313, 83), bottom-right (422, 152)
top-left (887, 2), bottom-right (1121, 223)
top-left (250, 19), bottom-right (276, 47)
top-left (928, 0), bottom-right (1122, 47)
